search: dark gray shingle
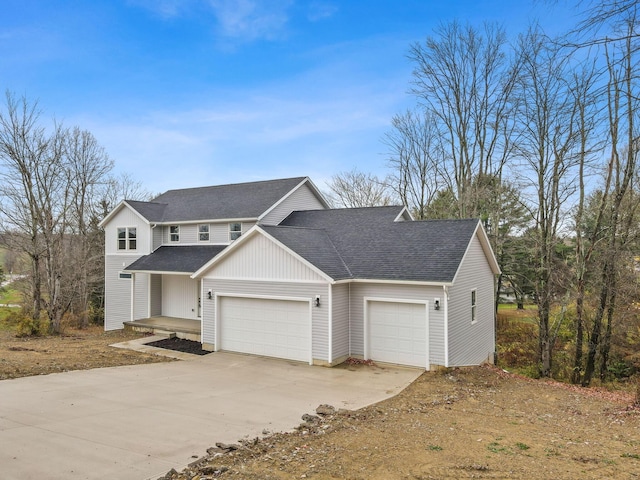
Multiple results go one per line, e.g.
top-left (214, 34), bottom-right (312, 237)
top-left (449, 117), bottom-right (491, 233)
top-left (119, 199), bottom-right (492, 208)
top-left (125, 245), bottom-right (227, 273)
top-left (278, 207), bottom-right (479, 282)
top-left (126, 177), bottom-right (308, 223)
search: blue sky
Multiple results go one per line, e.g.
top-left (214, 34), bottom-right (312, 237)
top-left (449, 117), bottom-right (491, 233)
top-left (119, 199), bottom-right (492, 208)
top-left (1, 0), bottom-right (579, 194)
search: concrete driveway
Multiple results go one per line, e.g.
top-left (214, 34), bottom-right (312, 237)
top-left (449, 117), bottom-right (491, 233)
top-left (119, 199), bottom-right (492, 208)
top-left (0, 351), bottom-right (421, 480)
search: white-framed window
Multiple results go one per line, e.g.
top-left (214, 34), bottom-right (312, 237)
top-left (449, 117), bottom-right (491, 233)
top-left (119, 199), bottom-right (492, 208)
top-left (117, 227), bottom-right (137, 250)
top-left (169, 225), bottom-right (180, 242)
top-left (198, 224), bottom-right (210, 242)
top-left (229, 222), bottom-right (242, 241)
top-left (471, 289), bottom-right (477, 324)
top-left (118, 272), bottom-right (132, 279)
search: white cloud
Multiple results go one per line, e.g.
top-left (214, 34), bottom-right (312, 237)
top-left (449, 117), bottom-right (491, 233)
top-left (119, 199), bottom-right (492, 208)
top-left (207, 0), bottom-right (293, 41)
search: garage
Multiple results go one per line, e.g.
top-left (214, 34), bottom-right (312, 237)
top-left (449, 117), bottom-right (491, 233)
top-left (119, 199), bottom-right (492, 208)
top-left (367, 300), bottom-right (428, 368)
top-left (218, 296), bottom-right (311, 362)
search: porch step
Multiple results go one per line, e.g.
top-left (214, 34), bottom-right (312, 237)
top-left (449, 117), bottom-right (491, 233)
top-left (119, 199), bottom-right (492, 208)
top-left (124, 317), bottom-right (201, 342)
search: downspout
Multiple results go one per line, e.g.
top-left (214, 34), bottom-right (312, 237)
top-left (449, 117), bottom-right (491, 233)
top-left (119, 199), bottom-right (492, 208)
top-left (328, 284), bottom-right (333, 364)
top-left (443, 285), bottom-right (449, 367)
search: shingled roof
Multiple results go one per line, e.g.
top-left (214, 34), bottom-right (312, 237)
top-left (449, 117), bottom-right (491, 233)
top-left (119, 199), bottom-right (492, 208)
top-left (273, 208), bottom-right (482, 283)
top-left (125, 177), bottom-right (310, 223)
top-left (126, 245), bottom-right (227, 273)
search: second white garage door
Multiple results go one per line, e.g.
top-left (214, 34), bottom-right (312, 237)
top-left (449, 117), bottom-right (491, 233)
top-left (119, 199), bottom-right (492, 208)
top-left (219, 296), bottom-right (310, 362)
top-left (368, 300), bottom-right (427, 368)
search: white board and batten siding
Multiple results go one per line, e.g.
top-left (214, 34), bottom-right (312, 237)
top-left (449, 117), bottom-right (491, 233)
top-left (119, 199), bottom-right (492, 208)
top-left (447, 233), bottom-right (496, 366)
top-left (349, 282), bottom-right (446, 368)
top-left (162, 275), bottom-right (200, 320)
top-left (260, 183), bottom-right (326, 225)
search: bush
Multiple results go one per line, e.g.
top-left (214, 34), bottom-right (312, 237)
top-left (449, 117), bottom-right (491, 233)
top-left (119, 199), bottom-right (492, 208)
top-left (7, 310), bottom-right (49, 337)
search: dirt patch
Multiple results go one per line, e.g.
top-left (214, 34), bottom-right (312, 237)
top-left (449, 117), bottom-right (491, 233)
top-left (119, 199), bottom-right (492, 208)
top-left (0, 325), bottom-right (174, 380)
top-left (147, 337), bottom-right (213, 356)
top-left (163, 365), bottom-right (640, 480)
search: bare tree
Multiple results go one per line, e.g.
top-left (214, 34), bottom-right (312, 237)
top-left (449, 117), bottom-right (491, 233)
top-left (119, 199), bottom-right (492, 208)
top-left (408, 21), bottom-right (517, 218)
top-left (325, 169), bottom-right (393, 208)
top-left (0, 92), bottom-right (122, 333)
top-left (513, 29), bottom-right (584, 377)
top-left (384, 109), bottom-right (443, 219)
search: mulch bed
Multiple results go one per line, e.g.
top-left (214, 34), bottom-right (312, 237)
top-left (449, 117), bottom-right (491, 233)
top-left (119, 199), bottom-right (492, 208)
top-left (146, 337), bottom-right (213, 356)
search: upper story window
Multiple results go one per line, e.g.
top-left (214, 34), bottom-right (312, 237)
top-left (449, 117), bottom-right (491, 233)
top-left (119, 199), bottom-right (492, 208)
top-left (229, 223), bottom-right (242, 241)
top-left (169, 225), bottom-right (180, 242)
top-left (117, 227), bottom-right (137, 250)
top-left (471, 289), bottom-right (477, 323)
top-left (198, 224), bottom-right (210, 242)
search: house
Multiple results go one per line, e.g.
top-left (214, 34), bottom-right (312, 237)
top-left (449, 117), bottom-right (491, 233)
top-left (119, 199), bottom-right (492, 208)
top-left (100, 176), bottom-right (500, 370)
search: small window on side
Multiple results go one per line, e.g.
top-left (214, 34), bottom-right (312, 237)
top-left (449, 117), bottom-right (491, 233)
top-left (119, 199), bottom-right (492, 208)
top-left (471, 289), bottom-right (477, 323)
top-left (198, 224), bottom-right (210, 242)
top-left (119, 272), bottom-right (132, 279)
top-left (229, 223), bottom-right (242, 241)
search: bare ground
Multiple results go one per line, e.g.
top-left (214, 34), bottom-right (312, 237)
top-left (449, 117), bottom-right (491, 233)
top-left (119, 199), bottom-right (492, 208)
top-left (1, 326), bottom-right (638, 479)
top-left (166, 365), bottom-right (640, 480)
top-left (0, 325), bottom-right (173, 379)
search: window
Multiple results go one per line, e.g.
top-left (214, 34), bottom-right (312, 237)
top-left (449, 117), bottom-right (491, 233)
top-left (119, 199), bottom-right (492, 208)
top-left (170, 225), bottom-right (180, 242)
top-left (229, 222), bottom-right (242, 241)
top-left (471, 289), bottom-right (477, 323)
top-left (119, 272), bottom-right (132, 279)
top-left (117, 227), bottom-right (136, 250)
top-left (198, 224), bottom-right (210, 242)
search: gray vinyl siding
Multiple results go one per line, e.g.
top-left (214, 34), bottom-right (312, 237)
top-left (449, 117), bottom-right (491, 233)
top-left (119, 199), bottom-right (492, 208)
top-left (260, 183), bottom-right (326, 225)
top-left (133, 272), bottom-right (149, 320)
top-left (152, 226), bottom-right (163, 250)
top-left (331, 283), bottom-right (350, 360)
top-left (201, 279), bottom-right (330, 362)
top-left (447, 234), bottom-right (496, 366)
top-left (150, 274), bottom-right (162, 316)
top-left (104, 207), bottom-right (150, 255)
top-left (348, 282), bottom-right (446, 366)
top-left (104, 254), bottom-right (140, 330)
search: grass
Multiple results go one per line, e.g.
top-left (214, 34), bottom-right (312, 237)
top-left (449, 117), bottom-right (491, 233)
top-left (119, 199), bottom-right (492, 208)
top-left (0, 286), bottom-right (22, 305)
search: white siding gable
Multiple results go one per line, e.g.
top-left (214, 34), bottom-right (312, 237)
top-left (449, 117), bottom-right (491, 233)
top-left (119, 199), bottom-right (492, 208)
top-left (104, 206), bottom-right (150, 255)
top-left (260, 182), bottom-right (326, 225)
top-left (204, 232), bottom-right (327, 282)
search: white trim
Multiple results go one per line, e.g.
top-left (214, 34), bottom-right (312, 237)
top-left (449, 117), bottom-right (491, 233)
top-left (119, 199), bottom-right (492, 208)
top-left (197, 224), bottom-right (210, 242)
top-left (443, 285), bottom-right (449, 367)
top-left (169, 225), bottom-right (180, 243)
top-left (203, 275), bottom-right (328, 284)
top-left (328, 285), bottom-right (333, 363)
top-left (451, 221), bottom-right (500, 285)
top-left (257, 177), bottom-right (330, 222)
top-left (154, 217), bottom-right (257, 226)
top-left (99, 200), bottom-right (151, 228)
top-left (215, 292), bottom-right (313, 365)
top-left (130, 273), bottom-right (135, 321)
top-left (334, 278), bottom-right (452, 287)
top-left (393, 206), bottom-right (414, 222)
top-left (471, 288), bottom-right (478, 325)
top-left (192, 226), bottom-right (334, 282)
top-left (116, 226), bottom-right (139, 252)
top-left (124, 270), bottom-right (193, 276)
top-left (363, 296), bottom-right (430, 370)
top-left (118, 271), bottom-right (133, 279)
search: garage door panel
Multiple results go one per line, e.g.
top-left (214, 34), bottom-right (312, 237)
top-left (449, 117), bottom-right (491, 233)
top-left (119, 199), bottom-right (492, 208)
top-left (368, 301), bottom-right (426, 368)
top-left (220, 296), bottom-right (310, 362)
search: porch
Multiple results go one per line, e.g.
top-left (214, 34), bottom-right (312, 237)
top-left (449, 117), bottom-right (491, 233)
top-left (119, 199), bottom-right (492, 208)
top-left (124, 316), bottom-right (201, 342)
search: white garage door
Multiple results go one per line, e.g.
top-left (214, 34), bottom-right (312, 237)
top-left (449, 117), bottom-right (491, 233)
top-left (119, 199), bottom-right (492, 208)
top-left (368, 301), bottom-right (427, 368)
top-left (219, 296), bottom-right (310, 362)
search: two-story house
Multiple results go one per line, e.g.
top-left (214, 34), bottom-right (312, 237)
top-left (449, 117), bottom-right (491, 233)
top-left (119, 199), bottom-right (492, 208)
top-left (100, 176), bottom-right (500, 370)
